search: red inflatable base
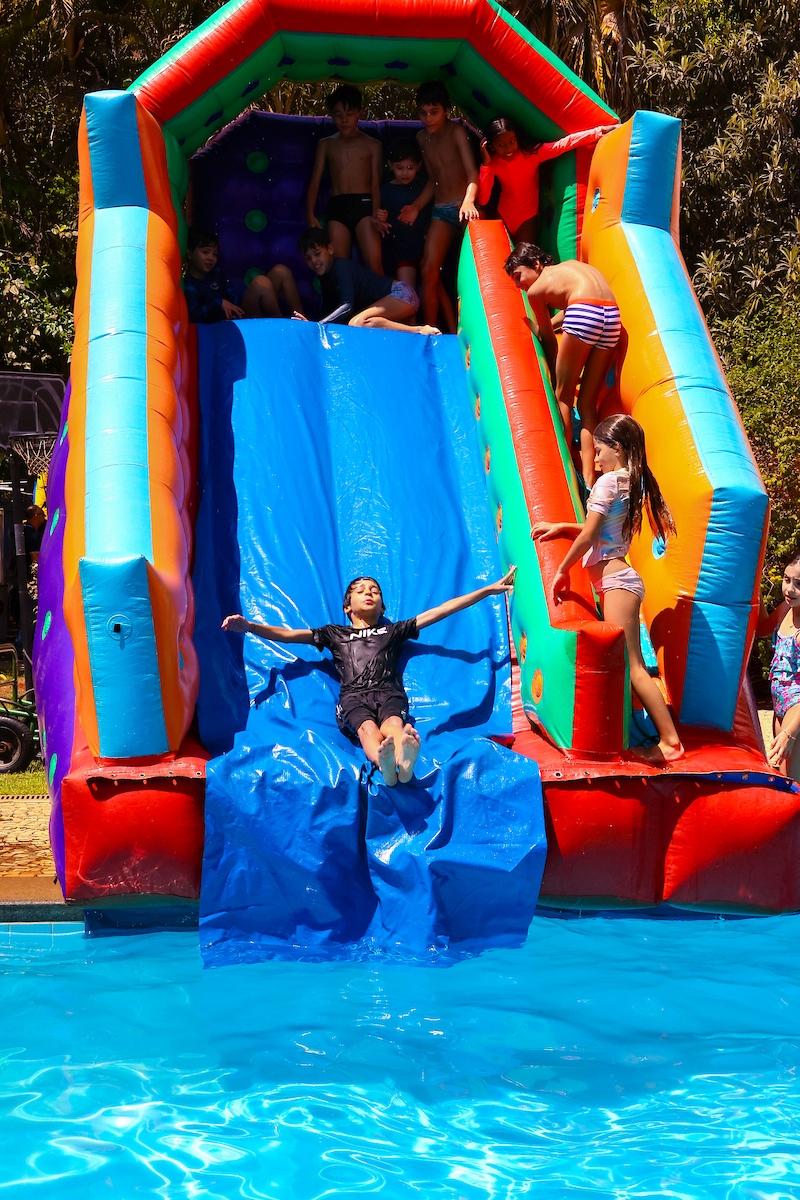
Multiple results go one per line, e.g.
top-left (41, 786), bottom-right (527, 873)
top-left (61, 739), bottom-right (207, 901)
top-left (540, 776), bottom-right (800, 913)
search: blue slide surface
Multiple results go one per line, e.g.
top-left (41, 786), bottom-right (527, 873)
top-left (192, 321), bottom-right (545, 965)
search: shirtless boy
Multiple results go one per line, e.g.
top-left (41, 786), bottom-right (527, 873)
top-left (505, 243), bottom-right (621, 485)
top-left (222, 569), bottom-right (516, 786)
top-left (398, 82), bottom-right (480, 333)
top-left (305, 85), bottom-right (384, 274)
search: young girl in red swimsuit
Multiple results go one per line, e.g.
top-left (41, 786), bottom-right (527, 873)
top-left (477, 116), bottom-right (616, 244)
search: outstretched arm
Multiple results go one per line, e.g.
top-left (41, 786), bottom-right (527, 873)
top-left (222, 614), bottom-right (315, 644)
top-left (415, 567), bottom-right (516, 630)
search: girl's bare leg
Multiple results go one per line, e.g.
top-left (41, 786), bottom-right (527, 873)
top-left (268, 263), bottom-right (304, 318)
top-left (601, 587), bottom-right (684, 762)
top-left (355, 214), bottom-right (384, 274)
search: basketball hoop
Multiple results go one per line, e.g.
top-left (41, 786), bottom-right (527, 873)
top-left (9, 433), bottom-right (57, 480)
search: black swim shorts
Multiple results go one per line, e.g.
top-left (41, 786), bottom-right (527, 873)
top-left (336, 685), bottom-right (411, 742)
top-left (326, 193), bottom-right (373, 235)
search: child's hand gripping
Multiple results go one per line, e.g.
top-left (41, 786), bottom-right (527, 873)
top-left (486, 566), bottom-right (517, 594)
top-left (222, 299), bottom-right (244, 320)
top-left (479, 138), bottom-right (493, 166)
top-left (222, 614), bottom-right (249, 633)
top-left (532, 523), bottom-right (571, 605)
top-left (398, 204), bottom-right (419, 226)
top-left (769, 727), bottom-right (797, 771)
top-left (373, 209), bottom-right (391, 237)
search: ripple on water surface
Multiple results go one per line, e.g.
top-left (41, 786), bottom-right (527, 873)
top-left (1, 915), bottom-right (800, 1198)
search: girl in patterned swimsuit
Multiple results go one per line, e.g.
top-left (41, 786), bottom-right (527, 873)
top-left (533, 413), bottom-right (684, 765)
top-left (757, 551), bottom-right (800, 781)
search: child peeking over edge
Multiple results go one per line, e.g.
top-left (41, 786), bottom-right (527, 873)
top-left (294, 227), bottom-right (440, 334)
top-left (184, 227), bottom-right (304, 323)
top-left (222, 568), bottom-right (516, 787)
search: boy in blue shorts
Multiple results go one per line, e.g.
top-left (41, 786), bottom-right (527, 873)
top-left (373, 139), bottom-right (432, 292)
top-left (295, 227), bottom-right (439, 334)
top-left (398, 82), bottom-right (480, 333)
top-left (223, 568), bottom-right (516, 786)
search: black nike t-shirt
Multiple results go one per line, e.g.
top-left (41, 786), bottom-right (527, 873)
top-left (311, 618), bottom-right (419, 693)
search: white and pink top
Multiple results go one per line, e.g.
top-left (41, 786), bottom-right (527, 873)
top-left (583, 468), bottom-right (631, 568)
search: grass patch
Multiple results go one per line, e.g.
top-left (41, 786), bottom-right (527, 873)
top-left (0, 760), bottom-right (47, 797)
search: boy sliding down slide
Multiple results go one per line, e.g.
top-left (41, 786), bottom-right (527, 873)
top-left (505, 243), bottom-right (621, 486)
top-left (295, 227), bottom-right (440, 334)
top-left (223, 569), bottom-right (516, 786)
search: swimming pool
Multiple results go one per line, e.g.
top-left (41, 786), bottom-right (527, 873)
top-left (2, 914), bottom-right (799, 1197)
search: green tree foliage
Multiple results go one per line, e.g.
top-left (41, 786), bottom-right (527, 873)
top-left (0, 0), bottom-right (218, 372)
top-left (1, 0), bottom-right (797, 579)
top-left (630, 0), bottom-right (800, 319)
top-left (630, 0), bottom-right (800, 584)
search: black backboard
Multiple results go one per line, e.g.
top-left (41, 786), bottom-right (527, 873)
top-left (0, 373), bottom-right (65, 450)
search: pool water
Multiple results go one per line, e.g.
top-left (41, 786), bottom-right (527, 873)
top-left (2, 914), bottom-right (800, 1198)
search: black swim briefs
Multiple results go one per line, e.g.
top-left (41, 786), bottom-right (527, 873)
top-left (326, 192), bottom-right (373, 235)
top-left (336, 685), bottom-right (410, 741)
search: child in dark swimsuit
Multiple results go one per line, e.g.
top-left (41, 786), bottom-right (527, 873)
top-left (222, 568), bottom-right (516, 786)
top-left (757, 550), bottom-right (800, 781)
top-left (305, 84), bottom-right (384, 274)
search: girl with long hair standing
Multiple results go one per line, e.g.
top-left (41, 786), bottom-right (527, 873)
top-left (533, 414), bottom-right (684, 764)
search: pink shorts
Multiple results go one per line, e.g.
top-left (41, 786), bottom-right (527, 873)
top-left (594, 566), bottom-right (645, 602)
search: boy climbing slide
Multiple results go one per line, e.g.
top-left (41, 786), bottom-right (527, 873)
top-left (223, 568), bottom-right (516, 786)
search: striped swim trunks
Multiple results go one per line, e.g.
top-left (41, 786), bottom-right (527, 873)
top-left (562, 299), bottom-right (621, 349)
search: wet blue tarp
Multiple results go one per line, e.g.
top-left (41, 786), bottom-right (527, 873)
top-left (193, 320), bottom-right (545, 965)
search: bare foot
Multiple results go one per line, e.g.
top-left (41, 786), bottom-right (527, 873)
top-left (396, 724), bottom-right (421, 784)
top-left (377, 736), bottom-right (398, 786)
top-left (631, 741), bottom-right (685, 766)
top-left (414, 324), bottom-right (442, 335)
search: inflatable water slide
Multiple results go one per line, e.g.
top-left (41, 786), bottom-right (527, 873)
top-left (36, 0), bottom-right (800, 957)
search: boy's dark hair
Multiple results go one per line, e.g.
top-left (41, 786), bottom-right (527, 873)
top-left (415, 80), bottom-right (451, 110)
top-left (187, 227), bottom-right (219, 252)
top-left (343, 576), bottom-right (385, 621)
top-left (326, 84), bottom-right (363, 114)
top-left (504, 242), bottom-right (554, 275)
top-left (298, 227), bottom-right (331, 254)
top-left (388, 138), bottom-right (422, 165)
top-left (786, 548), bottom-right (800, 569)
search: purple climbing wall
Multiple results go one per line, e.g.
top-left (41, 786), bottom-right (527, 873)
top-left (190, 112), bottom-right (427, 315)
